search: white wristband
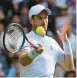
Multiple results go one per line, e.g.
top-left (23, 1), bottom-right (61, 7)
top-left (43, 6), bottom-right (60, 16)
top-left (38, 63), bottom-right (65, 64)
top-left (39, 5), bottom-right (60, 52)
top-left (28, 49), bottom-right (38, 59)
top-left (63, 39), bottom-right (72, 55)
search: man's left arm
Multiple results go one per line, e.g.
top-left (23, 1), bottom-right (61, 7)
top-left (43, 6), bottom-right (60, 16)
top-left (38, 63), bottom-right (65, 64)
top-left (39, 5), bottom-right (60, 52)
top-left (57, 21), bottom-right (74, 71)
top-left (57, 39), bottom-right (74, 71)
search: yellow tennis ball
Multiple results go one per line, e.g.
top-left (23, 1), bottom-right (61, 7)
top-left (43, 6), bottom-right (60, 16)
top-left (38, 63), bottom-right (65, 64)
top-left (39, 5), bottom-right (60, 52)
top-left (36, 26), bottom-right (45, 36)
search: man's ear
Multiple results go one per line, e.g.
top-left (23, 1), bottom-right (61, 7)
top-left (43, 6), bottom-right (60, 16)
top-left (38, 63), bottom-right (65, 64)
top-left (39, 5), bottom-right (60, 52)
top-left (29, 18), bottom-right (34, 24)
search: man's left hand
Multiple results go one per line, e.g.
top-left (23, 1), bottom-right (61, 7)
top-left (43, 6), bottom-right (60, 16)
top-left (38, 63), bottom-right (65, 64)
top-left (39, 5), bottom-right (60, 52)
top-left (56, 21), bottom-right (70, 43)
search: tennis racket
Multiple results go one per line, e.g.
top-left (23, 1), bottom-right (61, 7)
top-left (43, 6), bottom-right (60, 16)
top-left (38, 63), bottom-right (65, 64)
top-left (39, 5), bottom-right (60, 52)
top-left (3, 23), bottom-right (39, 53)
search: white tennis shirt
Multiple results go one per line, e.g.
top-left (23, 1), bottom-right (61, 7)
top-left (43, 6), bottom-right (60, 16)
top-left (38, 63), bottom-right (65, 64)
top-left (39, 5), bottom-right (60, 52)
top-left (20, 31), bottom-right (64, 77)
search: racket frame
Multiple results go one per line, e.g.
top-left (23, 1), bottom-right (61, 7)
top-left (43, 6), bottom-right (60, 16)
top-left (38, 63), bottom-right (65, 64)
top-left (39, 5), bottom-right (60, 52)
top-left (3, 23), bottom-right (26, 52)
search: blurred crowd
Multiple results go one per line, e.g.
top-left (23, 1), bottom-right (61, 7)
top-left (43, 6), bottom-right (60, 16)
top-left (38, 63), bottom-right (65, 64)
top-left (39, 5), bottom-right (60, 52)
top-left (0, 0), bottom-right (76, 77)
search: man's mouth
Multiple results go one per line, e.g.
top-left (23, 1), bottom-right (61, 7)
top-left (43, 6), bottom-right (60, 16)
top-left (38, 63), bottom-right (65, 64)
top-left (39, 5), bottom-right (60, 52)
top-left (42, 26), bottom-right (46, 30)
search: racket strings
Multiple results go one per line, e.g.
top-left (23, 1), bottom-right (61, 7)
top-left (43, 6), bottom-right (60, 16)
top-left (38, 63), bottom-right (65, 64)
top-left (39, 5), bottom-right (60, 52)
top-left (6, 26), bottom-right (23, 50)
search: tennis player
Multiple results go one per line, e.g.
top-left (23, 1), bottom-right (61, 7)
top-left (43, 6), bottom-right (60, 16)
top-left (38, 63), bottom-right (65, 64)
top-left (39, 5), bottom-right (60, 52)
top-left (18, 4), bottom-right (74, 77)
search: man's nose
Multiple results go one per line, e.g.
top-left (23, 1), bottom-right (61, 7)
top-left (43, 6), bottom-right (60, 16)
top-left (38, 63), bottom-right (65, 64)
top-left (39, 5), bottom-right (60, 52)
top-left (42, 18), bottom-right (46, 22)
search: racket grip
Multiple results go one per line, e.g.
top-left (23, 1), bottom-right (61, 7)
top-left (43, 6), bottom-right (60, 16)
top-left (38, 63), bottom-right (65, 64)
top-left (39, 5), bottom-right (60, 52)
top-left (33, 45), bottom-right (39, 49)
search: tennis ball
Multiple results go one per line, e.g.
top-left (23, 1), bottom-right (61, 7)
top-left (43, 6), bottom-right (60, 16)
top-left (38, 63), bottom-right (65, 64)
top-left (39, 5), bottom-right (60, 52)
top-left (36, 26), bottom-right (45, 36)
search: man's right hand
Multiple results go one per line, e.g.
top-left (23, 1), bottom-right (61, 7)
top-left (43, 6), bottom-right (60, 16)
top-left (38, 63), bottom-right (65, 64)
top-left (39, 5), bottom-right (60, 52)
top-left (35, 44), bottom-right (44, 54)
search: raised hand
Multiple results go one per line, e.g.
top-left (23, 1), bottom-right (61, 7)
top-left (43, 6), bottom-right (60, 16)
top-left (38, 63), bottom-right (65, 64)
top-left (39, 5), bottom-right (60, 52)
top-left (56, 21), bottom-right (70, 43)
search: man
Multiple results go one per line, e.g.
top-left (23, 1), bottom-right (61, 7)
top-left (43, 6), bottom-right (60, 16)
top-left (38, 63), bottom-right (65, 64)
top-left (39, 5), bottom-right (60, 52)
top-left (18, 4), bottom-right (74, 77)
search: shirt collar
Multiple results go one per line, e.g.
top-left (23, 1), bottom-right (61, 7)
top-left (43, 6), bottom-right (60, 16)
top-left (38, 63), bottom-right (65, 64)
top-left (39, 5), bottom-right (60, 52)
top-left (30, 30), bottom-right (46, 39)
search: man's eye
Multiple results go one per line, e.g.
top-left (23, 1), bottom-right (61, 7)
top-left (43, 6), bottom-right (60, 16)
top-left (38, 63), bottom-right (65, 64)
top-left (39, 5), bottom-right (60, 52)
top-left (44, 17), bottom-right (48, 19)
top-left (38, 17), bottom-right (42, 19)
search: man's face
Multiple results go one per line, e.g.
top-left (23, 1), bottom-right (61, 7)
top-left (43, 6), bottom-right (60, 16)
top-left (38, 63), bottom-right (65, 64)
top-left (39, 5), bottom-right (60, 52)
top-left (31, 10), bottom-right (48, 31)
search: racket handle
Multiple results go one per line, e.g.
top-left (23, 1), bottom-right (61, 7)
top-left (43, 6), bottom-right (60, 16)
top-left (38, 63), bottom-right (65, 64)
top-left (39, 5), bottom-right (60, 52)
top-left (33, 45), bottom-right (39, 49)
top-left (19, 45), bottom-right (39, 51)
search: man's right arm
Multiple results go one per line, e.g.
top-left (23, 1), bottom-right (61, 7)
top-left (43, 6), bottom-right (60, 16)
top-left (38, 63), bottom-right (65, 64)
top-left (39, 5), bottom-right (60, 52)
top-left (18, 44), bottom-right (44, 66)
top-left (18, 50), bottom-right (33, 66)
